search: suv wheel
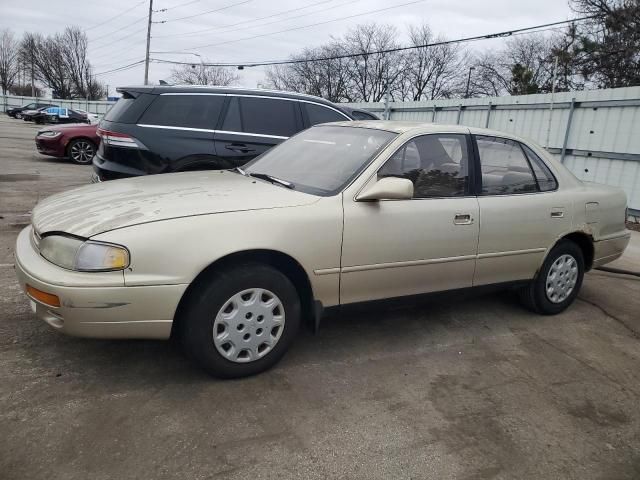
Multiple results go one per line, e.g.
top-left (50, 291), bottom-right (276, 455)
top-left (519, 240), bottom-right (585, 315)
top-left (67, 139), bottom-right (96, 165)
top-left (180, 263), bottom-right (301, 378)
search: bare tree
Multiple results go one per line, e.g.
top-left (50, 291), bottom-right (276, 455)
top-left (343, 23), bottom-right (403, 102)
top-left (170, 63), bottom-right (238, 86)
top-left (399, 24), bottom-right (466, 100)
top-left (0, 29), bottom-right (20, 95)
top-left (266, 42), bottom-right (353, 102)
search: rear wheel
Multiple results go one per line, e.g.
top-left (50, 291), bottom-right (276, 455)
top-left (180, 263), bottom-right (301, 378)
top-left (67, 139), bottom-right (96, 165)
top-left (519, 240), bottom-right (585, 315)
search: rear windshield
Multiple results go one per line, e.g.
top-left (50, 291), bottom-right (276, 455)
top-left (104, 97), bottom-right (136, 122)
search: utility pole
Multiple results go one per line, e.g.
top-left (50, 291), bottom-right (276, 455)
top-left (30, 49), bottom-right (35, 97)
top-left (144, 0), bottom-right (154, 85)
top-left (464, 66), bottom-right (475, 99)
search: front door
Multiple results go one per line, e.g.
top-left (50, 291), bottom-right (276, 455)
top-left (340, 133), bottom-right (480, 304)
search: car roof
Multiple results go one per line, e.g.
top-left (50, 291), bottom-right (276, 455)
top-left (117, 85), bottom-right (347, 110)
top-left (319, 120), bottom-right (530, 141)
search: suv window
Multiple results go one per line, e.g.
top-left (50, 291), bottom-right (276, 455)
top-left (476, 136), bottom-right (538, 195)
top-left (139, 95), bottom-right (224, 129)
top-left (521, 144), bottom-right (558, 191)
top-left (304, 103), bottom-right (348, 126)
top-left (378, 134), bottom-right (470, 198)
top-left (238, 96), bottom-right (298, 137)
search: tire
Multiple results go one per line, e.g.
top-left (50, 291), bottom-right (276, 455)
top-left (180, 263), bottom-right (301, 378)
top-left (67, 138), bottom-right (96, 165)
top-left (519, 239), bottom-right (585, 315)
top-left (15, 112), bottom-right (22, 119)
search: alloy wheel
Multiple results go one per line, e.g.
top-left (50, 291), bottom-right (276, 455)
top-left (70, 141), bottom-right (94, 164)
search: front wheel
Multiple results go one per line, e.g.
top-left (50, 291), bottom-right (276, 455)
top-left (519, 240), bottom-right (585, 315)
top-left (15, 112), bottom-right (22, 119)
top-left (179, 263), bottom-right (301, 378)
top-left (67, 139), bottom-right (96, 165)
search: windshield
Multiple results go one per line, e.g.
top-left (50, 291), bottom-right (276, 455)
top-left (244, 125), bottom-right (396, 196)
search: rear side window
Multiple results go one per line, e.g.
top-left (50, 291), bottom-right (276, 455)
top-left (476, 136), bottom-right (538, 195)
top-left (139, 95), bottom-right (224, 129)
top-left (304, 103), bottom-right (348, 126)
top-left (104, 97), bottom-right (136, 121)
top-left (239, 97), bottom-right (298, 137)
top-left (351, 110), bottom-right (378, 120)
top-left (522, 144), bottom-right (558, 191)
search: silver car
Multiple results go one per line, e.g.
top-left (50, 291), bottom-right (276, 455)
top-left (15, 121), bottom-right (631, 378)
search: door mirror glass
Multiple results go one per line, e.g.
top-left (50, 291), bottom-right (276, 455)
top-left (357, 177), bottom-right (414, 201)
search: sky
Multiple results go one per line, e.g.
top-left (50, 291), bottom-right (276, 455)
top-left (1, 0), bottom-right (575, 97)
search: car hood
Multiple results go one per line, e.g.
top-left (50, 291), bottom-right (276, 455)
top-left (32, 170), bottom-right (319, 238)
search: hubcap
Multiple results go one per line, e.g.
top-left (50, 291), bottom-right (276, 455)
top-left (213, 288), bottom-right (285, 363)
top-left (70, 141), bottom-right (94, 163)
top-left (545, 254), bottom-right (578, 303)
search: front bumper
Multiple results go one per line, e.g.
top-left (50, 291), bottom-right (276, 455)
top-left (35, 136), bottom-right (66, 157)
top-left (14, 226), bottom-right (187, 339)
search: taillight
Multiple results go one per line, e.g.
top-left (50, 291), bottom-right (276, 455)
top-left (97, 128), bottom-right (146, 149)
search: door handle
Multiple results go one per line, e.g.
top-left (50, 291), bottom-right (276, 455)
top-left (454, 213), bottom-right (473, 225)
top-left (550, 211), bottom-right (564, 218)
top-left (225, 143), bottom-right (255, 154)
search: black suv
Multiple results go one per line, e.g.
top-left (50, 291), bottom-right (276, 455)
top-left (94, 86), bottom-right (360, 181)
top-left (7, 102), bottom-right (57, 119)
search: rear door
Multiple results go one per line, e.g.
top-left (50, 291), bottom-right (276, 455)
top-left (213, 95), bottom-right (302, 167)
top-left (136, 93), bottom-right (225, 171)
top-left (474, 135), bottom-right (570, 285)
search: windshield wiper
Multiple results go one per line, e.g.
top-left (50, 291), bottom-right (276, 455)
top-left (248, 172), bottom-right (294, 189)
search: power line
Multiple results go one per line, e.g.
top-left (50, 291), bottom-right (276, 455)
top-left (148, 15), bottom-right (598, 69)
top-left (89, 15), bottom-right (148, 43)
top-left (154, 0), bottom-right (253, 23)
top-left (153, 0), bottom-right (341, 39)
top-left (95, 59), bottom-right (146, 76)
top-left (156, 0), bottom-right (201, 12)
top-left (168, 0), bottom-right (425, 51)
top-left (90, 26), bottom-right (148, 53)
top-left (84, 0), bottom-right (147, 32)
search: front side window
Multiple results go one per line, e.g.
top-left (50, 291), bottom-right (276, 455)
top-left (239, 97), bottom-right (298, 137)
top-left (244, 125), bottom-right (396, 196)
top-left (378, 134), bottom-right (470, 198)
top-left (139, 95), bottom-right (224, 129)
top-left (304, 103), bottom-right (348, 126)
top-left (476, 136), bottom-right (538, 195)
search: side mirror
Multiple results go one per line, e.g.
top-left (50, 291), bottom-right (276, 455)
top-left (357, 176), bottom-right (414, 201)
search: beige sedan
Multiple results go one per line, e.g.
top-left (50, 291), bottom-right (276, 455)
top-left (15, 121), bottom-right (630, 377)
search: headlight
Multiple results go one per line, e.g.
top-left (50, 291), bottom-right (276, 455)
top-left (39, 235), bottom-right (129, 271)
top-left (38, 130), bottom-right (61, 138)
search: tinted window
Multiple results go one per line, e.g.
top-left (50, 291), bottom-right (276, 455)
top-left (240, 97), bottom-right (298, 137)
top-left (139, 95), bottom-right (224, 129)
top-left (351, 110), bottom-right (378, 120)
top-left (222, 97), bottom-right (242, 131)
top-left (522, 144), bottom-right (558, 191)
top-left (23, 103), bottom-right (36, 109)
top-left (304, 103), bottom-right (348, 126)
top-left (104, 97), bottom-right (136, 121)
top-left (378, 134), bottom-right (470, 198)
top-left (245, 126), bottom-right (396, 196)
top-left (476, 136), bottom-right (537, 195)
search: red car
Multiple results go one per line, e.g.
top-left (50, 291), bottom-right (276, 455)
top-left (35, 123), bottom-right (99, 165)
